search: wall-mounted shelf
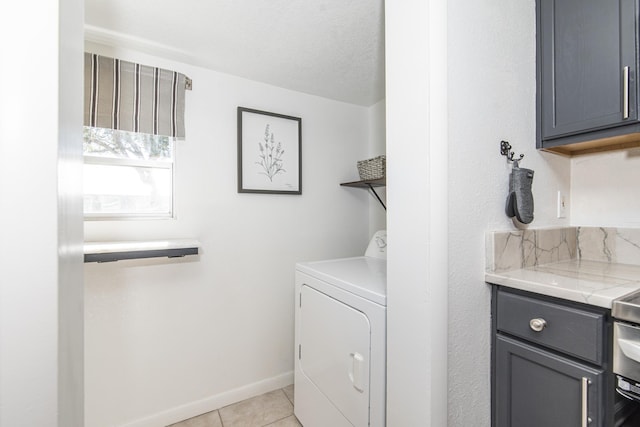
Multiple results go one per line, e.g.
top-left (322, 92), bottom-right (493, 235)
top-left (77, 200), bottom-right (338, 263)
top-left (84, 239), bottom-right (200, 263)
top-left (340, 178), bottom-right (386, 210)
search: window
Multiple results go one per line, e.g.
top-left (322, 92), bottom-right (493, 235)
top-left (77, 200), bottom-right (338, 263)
top-left (83, 127), bottom-right (175, 219)
top-left (82, 53), bottom-right (191, 220)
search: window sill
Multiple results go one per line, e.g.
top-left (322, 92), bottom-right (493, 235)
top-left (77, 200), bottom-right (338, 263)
top-left (84, 239), bottom-right (200, 263)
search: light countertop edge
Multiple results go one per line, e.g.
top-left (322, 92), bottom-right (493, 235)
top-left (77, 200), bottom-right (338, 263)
top-left (485, 260), bottom-right (640, 309)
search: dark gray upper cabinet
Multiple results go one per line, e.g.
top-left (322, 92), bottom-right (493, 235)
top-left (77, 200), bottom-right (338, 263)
top-left (537, 0), bottom-right (640, 155)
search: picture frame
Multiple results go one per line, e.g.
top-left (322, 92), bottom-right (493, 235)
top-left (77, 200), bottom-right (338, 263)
top-left (237, 107), bottom-right (302, 194)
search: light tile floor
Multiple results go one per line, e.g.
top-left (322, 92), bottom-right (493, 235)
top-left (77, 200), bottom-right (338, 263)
top-left (167, 385), bottom-right (301, 427)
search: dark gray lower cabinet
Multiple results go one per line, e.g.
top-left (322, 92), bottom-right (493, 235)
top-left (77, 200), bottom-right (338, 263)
top-left (491, 286), bottom-right (622, 426)
top-left (495, 335), bottom-right (604, 427)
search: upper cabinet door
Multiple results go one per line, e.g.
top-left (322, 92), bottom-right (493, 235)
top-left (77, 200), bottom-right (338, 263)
top-left (538, 0), bottom-right (637, 141)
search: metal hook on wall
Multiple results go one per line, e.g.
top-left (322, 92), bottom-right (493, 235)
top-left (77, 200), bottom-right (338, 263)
top-left (500, 140), bottom-right (524, 167)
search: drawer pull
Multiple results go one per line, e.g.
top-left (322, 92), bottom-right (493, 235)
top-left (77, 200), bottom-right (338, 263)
top-left (529, 318), bottom-right (547, 332)
top-left (582, 377), bottom-right (592, 426)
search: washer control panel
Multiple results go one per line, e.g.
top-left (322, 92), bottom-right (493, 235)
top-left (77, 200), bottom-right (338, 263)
top-left (365, 230), bottom-right (387, 259)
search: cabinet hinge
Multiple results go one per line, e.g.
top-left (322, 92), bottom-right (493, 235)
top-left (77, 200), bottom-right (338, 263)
top-left (299, 292), bottom-right (302, 308)
top-left (299, 344), bottom-right (302, 360)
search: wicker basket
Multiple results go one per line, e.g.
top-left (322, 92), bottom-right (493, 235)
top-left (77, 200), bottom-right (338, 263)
top-left (357, 155), bottom-right (386, 180)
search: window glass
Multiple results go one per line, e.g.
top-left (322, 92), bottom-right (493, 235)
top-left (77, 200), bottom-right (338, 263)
top-left (83, 127), bottom-right (174, 219)
top-left (83, 127), bottom-right (173, 161)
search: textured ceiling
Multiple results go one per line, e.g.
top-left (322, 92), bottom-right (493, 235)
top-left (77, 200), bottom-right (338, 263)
top-left (85, 0), bottom-right (385, 106)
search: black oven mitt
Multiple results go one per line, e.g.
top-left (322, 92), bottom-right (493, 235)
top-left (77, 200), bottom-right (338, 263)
top-left (505, 165), bottom-right (534, 224)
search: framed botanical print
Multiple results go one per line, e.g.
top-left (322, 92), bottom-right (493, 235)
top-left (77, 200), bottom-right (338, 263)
top-left (237, 107), bottom-right (302, 194)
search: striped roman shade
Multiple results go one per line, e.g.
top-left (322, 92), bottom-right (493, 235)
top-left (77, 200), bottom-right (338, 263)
top-left (84, 53), bottom-right (191, 139)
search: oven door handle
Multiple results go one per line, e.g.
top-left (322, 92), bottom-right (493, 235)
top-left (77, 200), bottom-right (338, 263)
top-left (619, 338), bottom-right (640, 363)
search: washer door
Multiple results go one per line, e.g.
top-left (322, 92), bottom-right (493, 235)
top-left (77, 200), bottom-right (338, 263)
top-left (299, 284), bottom-right (371, 427)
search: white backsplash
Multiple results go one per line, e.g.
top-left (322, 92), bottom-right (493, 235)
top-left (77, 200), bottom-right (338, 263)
top-left (577, 227), bottom-right (640, 266)
top-left (487, 227), bottom-right (640, 273)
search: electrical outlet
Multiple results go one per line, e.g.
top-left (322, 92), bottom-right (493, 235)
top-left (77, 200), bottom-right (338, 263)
top-left (557, 191), bottom-right (567, 218)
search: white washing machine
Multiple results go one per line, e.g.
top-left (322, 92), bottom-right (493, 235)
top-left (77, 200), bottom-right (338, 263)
top-left (294, 231), bottom-right (387, 427)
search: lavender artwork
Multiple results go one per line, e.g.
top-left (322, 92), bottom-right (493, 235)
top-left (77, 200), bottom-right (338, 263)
top-left (238, 107), bottom-right (301, 194)
top-left (256, 125), bottom-right (286, 182)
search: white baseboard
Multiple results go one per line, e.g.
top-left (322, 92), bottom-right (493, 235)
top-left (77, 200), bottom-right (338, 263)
top-left (120, 371), bottom-right (294, 427)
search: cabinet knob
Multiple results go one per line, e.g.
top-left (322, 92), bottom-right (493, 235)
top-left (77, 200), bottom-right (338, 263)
top-left (529, 318), bottom-right (547, 332)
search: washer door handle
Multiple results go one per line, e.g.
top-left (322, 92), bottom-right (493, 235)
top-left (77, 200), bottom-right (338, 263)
top-left (349, 352), bottom-right (365, 393)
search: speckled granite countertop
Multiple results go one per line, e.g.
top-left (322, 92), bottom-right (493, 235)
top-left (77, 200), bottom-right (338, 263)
top-left (485, 227), bottom-right (640, 308)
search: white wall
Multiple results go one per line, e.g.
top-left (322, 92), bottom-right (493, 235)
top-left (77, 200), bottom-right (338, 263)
top-left (385, 1), bottom-right (448, 425)
top-left (58, 0), bottom-right (86, 424)
top-left (446, 1), bottom-right (571, 426)
top-left (0, 0), bottom-right (84, 426)
top-left (368, 100), bottom-right (387, 235)
top-left (83, 43), bottom-right (373, 427)
top-left (387, 1), bottom-right (571, 426)
top-left (571, 147), bottom-right (640, 227)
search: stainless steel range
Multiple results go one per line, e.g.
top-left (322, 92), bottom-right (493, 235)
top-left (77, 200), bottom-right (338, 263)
top-left (612, 290), bottom-right (640, 402)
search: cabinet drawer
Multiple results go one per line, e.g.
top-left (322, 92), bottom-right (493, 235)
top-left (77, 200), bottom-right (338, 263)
top-left (496, 290), bottom-right (605, 365)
